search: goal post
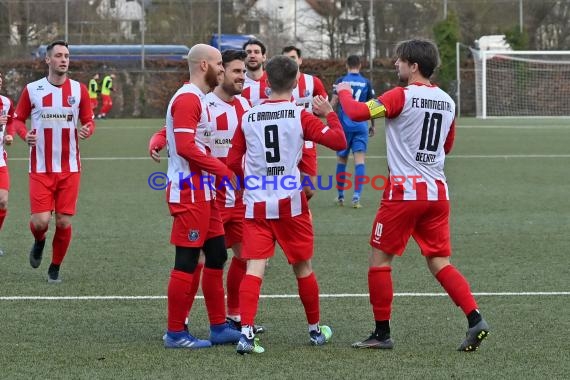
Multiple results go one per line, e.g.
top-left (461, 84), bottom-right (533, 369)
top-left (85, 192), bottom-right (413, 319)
top-left (471, 50), bottom-right (570, 118)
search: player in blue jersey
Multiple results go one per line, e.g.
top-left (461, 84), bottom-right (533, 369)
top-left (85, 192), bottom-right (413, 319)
top-left (330, 55), bottom-right (376, 208)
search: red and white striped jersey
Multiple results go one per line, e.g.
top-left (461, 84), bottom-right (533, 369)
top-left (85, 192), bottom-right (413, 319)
top-left (0, 95), bottom-right (14, 167)
top-left (379, 83), bottom-right (456, 201)
top-left (166, 83), bottom-right (232, 205)
top-left (14, 77), bottom-right (93, 173)
top-left (291, 73), bottom-right (328, 170)
top-left (227, 100), bottom-right (346, 219)
top-left (205, 92), bottom-right (250, 208)
top-left (242, 71), bottom-right (270, 106)
top-left (292, 73), bottom-right (327, 113)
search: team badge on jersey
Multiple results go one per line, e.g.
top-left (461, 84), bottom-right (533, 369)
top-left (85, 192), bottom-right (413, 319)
top-left (68, 96), bottom-right (76, 105)
top-left (304, 89), bottom-right (311, 97)
top-left (188, 230), bottom-right (200, 242)
top-left (264, 87), bottom-right (272, 97)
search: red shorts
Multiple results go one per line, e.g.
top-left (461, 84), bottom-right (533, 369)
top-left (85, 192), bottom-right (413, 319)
top-left (29, 172), bottom-right (80, 215)
top-left (0, 166), bottom-right (9, 191)
top-left (242, 211), bottom-right (314, 264)
top-left (220, 203), bottom-right (245, 248)
top-left (369, 200), bottom-right (451, 257)
top-left (169, 200), bottom-right (225, 248)
top-left (298, 141), bottom-right (318, 177)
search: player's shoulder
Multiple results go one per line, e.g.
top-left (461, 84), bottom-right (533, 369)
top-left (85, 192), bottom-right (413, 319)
top-left (234, 94), bottom-right (251, 109)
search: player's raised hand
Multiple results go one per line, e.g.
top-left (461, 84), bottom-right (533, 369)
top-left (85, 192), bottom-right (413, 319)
top-left (312, 95), bottom-right (333, 116)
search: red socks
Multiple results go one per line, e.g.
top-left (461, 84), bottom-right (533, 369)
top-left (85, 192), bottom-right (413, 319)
top-left (297, 272), bottom-right (320, 325)
top-left (436, 264), bottom-right (478, 315)
top-left (368, 266), bottom-right (393, 321)
top-left (51, 226), bottom-right (72, 265)
top-left (167, 269), bottom-right (194, 332)
top-left (201, 267), bottom-right (226, 325)
top-left (186, 262), bottom-right (203, 316)
top-left (226, 257), bottom-right (247, 316)
top-left (0, 209), bottom-right (6, 230)
top-left (239, 274), bottom-right (262, 326)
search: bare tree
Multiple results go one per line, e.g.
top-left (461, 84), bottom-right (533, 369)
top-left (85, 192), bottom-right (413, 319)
top-left (306, 0), bottom-right (342, 58)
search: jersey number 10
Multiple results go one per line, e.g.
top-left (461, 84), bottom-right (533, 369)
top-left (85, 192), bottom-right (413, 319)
top-left (419, 112), bottom-right (443, 152)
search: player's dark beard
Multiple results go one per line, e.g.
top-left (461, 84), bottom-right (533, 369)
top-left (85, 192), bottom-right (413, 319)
top-left (247, 61), bottom-right (262, 71)
top-left (222, 81), bottom-right (242, 96)
top-left (205, 65), bottom-right (219, 90)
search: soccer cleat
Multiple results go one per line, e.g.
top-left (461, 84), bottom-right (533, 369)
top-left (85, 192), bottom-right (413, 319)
top-left (163, 331), bottom-right (212, 349)
top-left (47, 269), bottom-right (62, 284)
top-left (236, 335), bottom-right (265, 355)
top-left (352, 332), bottom-right (394, 349)
top-left (309, 325), bottom-right (333, 346)
top-left (458, 318), bottom-right (490, 352)
top-left (29, 239), bottom-right (46, 269)
top-left (335, 196), bottom-right (345, 206)
top-left (209, 322), bottom-right (242, 345)
top-left (0, 247), bottom-right (4, 256)
top-left (352, 197), bottom-right (362, 209)
top-left (226, 317), bottom-right (266, 334)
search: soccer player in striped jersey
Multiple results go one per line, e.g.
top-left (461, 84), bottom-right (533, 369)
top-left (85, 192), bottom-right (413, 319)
top-left (149, 49), bottom-right (264, 335)
top-left (336, 39), bottom-right (489, 352)
top-left (161, 44), bottom-right (242, 349)
top-left (227, 56), bottom-right (347, 354)
top-left (11, 40), bottom-right (96, 283)
top-left (282, 45), bottom-right (328, 200)
top-left (241, 38), bottom-right (270, 106)
top-left (0, 72), bottom-right (15, 256)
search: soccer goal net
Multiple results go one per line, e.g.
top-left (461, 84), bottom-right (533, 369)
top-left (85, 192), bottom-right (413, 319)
top-left (471, 49), bottom-right (570, 118)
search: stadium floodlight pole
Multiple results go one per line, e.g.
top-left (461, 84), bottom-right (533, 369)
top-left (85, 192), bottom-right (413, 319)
top-left (217, 0), bottom-right (221, 49)
top-left (369, 0), bottom-right (374, 82)
top-left (65, 0), bottom-right (68, 41)
top-left (140, 0), bottom-right (145, 72)
top-left (456, 42), bottom-right (461, 117)
top-left (519, 0), bottom-right (523, 33)
top-left (294, 0), bottom-right (297, 42)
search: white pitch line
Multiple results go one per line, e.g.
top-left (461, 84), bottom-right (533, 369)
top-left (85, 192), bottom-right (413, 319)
top-left (7, 154), bottom-right (570, 162)
top-left (1, 292), bottom-right (568, 301)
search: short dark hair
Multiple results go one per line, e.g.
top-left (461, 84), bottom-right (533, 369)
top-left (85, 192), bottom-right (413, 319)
top-left (222, 49), bottom-right (247, 67)
top-left (242, 38), bottom-right (266, 55)
top-left (46, 40), bottom-right (68, 55)
top-left (265, 55), bottom-right (298, 93)
top-left (282, 45), bottom-right (301, 57)
top-left (395, 39), bottom-right (440, 78)
top-left (346, 55), bottom-right (361, 68)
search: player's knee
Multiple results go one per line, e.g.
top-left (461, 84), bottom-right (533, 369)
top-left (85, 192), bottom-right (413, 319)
top-left (30, 215), bottom-right (50, 231)
top-left (174, 246), bottom-right (201, 273)
top-left (55, 216), bottom-right (72, 229)
top-left (0, 197), bottom-right (8, 210)
top-left (203, 236), bottom-right (228, 269)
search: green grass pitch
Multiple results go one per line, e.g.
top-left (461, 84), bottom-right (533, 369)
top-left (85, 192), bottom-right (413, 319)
top-left (0, 117), bottom-right (568, 378)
